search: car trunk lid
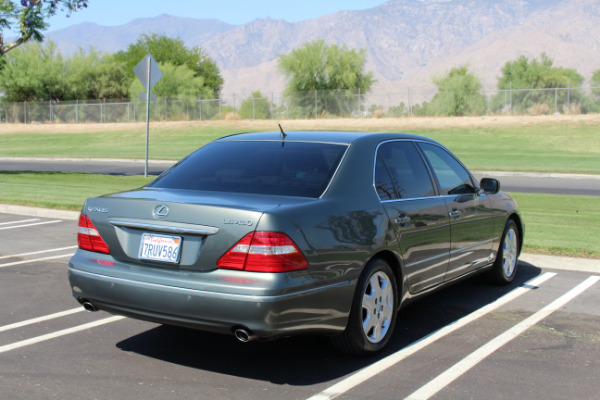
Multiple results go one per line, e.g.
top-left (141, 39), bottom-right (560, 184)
top-left (81, 188), bottom-right (309, 272)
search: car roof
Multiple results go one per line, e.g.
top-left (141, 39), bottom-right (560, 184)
top-left (215, 131), bottom-right (440, 146)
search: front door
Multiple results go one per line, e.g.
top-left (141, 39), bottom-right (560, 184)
top-left (375, 141), bottom-right (451, 293)
top-left (417, 142), bottom-right (496, 281)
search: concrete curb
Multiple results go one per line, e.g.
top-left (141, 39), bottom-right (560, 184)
top-left (520, 253), bottom-right (600, 274)
top-left (473, 171), bottom-right (600, 180)
top-left (0, 204), bottom-right (79, 221)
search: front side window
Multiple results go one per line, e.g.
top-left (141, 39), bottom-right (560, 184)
top-left (149, 141), bottom-right (347, 198)
top-left (418, 143), bottom-right (475, 195)
top-left (376, 141), bottom-right (436, 200)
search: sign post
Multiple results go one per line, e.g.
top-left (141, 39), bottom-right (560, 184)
top-left (134, 54), bottom-right (162, 177)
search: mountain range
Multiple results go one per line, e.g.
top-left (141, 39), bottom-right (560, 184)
top-left (46, 0), bottom-right (600, 98)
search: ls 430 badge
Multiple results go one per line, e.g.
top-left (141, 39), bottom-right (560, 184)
top-left (87, 207), bottom-right (108, 213)
top-left (222, 218), bottom-right (253, 226)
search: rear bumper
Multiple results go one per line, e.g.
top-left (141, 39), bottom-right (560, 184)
top-left (68, 258), bottom-right (352, 339)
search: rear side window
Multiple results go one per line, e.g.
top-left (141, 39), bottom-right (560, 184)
top-left (376, 141), bottom-right (436, 199)
top-left (149, 141), bottom-right (347, 198)
top-left (375, 154), bottom-right (396, 201)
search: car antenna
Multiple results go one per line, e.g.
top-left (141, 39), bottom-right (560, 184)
top-left (278, 124), bottom-right (287, 147)
top-left (279, 124), bottom-right (287, 141)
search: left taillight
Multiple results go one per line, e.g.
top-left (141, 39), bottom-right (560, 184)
top-left (77, 215), bottom-right (110, 254)
top-left (217, 231), bottom-right (308, 273)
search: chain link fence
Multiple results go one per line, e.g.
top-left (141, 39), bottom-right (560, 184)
top-left (2, 86), bottom-right (599, 124)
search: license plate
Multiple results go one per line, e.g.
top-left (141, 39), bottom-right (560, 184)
top-left (138, 233), bottom-right (182, 263)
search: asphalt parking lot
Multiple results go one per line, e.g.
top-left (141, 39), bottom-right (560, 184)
top-left (1, 210), bottom-right (599, 400)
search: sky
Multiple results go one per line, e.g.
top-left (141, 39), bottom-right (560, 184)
top-left (46, 0), bottom-right (388, 32)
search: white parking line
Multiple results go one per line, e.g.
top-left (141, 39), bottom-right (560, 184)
top-left (0, 316), bottom-right (125, 354)
top-left (0, 245), bottom-right (78, 260)
top-left (405, 275), bottom-right (600, 400)
top-left (307, 272), bottom-right (557, 400)
top-left (0, 220), bottom-right (63, 231)
top-left (0, 218), bottom-right (40, 226)
top-left (0, 253), bottom-right (74, 269)
top-left (0, 307), bottom-right (84, 333)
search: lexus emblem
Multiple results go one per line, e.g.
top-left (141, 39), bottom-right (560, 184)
top-left (153, 204), bottom-right (170, 218)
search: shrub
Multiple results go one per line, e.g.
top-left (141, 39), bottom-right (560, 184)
top-left (527, 103), bottom-right (551, 115)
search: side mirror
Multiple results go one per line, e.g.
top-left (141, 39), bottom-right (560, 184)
top-left (480, 178), bottom-right (500, 194)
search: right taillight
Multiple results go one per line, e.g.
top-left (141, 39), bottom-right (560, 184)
top-left (77, 215), bottom-right (110, 254)
top-left (217, 231), bottom-right (308, 273)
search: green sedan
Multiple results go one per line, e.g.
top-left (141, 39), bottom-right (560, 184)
top-left (69, 131), bottom-right (523, 355)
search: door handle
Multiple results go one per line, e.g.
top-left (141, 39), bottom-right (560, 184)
top-left (449, 209), bottom-right (460, 220)
top-left (394, 215), bottom-right (411, 227)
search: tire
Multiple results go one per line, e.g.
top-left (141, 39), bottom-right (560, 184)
top-left (331, 258), bottom-right (398, 356)
top-left (487, 219), bottom-right (520, 285)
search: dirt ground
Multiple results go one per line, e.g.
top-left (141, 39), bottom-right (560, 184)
top-left (1, 114), bottom-right (599, 134)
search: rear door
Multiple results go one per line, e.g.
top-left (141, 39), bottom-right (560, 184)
top-left (417, 142), bottom-right (496, 281)
top-left (375, 141), bottom-right (450, 293)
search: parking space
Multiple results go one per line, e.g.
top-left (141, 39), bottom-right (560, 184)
top-left (0, 213), bottom-right (77, 268)
top-left (1, 211), bottom-right (599, 400)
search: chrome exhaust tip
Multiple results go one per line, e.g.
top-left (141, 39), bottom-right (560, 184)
top-left (234, 328), bottom-right (256, 343)
top-left (78, 298), bottom-right (98, 312)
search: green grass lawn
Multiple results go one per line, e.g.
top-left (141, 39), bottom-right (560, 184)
top-left (0, 171), bottom-right (152, 210)
top-left (510, 192), bottom-right (600, 258)
top-left (1, 122), bottom-right (599, 173)
top-left (421, 124), bottom-right (600, 173)
top-left (0, 171), bottom-right (597, 258)
top-left (0, 126), bottom-right (240, 160)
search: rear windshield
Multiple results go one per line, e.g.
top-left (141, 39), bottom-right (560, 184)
top-left (148, 141), bottom-right (347, 198)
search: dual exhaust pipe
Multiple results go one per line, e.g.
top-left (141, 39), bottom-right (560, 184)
top-left (78, 298), bottom-right (257, 343)
top-left (233, 327), bottom-right (257, 343)
top-left (78, 298), bottom-right (98, 312)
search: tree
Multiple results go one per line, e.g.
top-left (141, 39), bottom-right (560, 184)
top-left (64, 47), bottom-right (128, 100)
top-left (0, 0), bottom-right (88, 57)
top-left (191, 47), bottom-right (223, 98)
top-left (0, 40), bottom-right (63, 101)
top-left (128, 62), bottom-right (215, 121)
top-left (491, 53), bottom-right (585, 113)
top-left (277, 39), bottom-right (374, 117)
top-left (114, 33), bottom-right (223, 97)
top-left (238, 91), bottom-right (273, 119)
top-left (91, 59), bottom-right (130, 99)
top-left (429, 66), bottom-right (487, 116)
top-left (0, 40), bottom-right (130, 101)
top-left (128, 62), bottom-right (213, 99)
top-left (385, 102), bottom-right (407, 117)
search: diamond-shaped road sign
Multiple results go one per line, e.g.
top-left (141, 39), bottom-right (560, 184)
top-left (134, 53), bottom-right (162, 92)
